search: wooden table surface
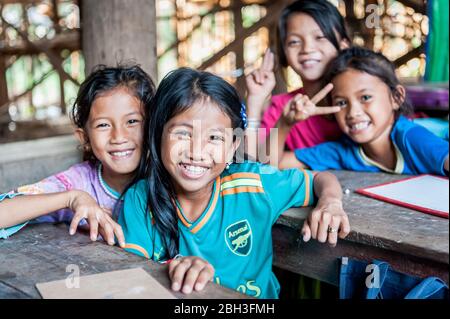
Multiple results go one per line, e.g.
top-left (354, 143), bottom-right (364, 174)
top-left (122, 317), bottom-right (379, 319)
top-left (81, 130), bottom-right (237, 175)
top-left (0, 223), bottom-right (246, 299)
top-left (273, 170), bottom-right (449, 286)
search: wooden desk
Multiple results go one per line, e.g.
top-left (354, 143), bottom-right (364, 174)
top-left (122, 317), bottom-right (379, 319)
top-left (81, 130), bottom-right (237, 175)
top-left (273, 171), bottom-right (449, 286)
top-left (0, 223), bottom-right (246, 299)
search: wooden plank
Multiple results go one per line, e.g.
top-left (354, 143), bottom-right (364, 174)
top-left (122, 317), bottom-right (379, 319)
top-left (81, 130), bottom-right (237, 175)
top-left (0, 223), bottom-right (247, 299)
top-left (274, 170), bottom-right (449, 285)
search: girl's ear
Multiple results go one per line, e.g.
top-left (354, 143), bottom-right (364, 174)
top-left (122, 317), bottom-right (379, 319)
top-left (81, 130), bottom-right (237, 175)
top-left (392, 85), bottom-right (406, 111)
top-left (226, 137), bottom-right (242, 163)
top-left (74, 128), bottom-right (89, 148)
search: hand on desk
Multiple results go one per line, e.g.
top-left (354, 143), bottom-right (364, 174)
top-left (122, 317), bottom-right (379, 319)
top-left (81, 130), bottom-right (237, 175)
top-left (67, 190), bottom-right (125, 247)
top-left (168, 256), bottom-right (215, 294)
top-left (302, 197), bottom-right (350, 247)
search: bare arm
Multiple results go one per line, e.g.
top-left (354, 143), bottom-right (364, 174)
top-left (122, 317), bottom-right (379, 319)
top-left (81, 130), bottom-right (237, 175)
top-left (0, 190), bottom-right (125, 246)
top-left (0, 191), bottom-right (74, 228)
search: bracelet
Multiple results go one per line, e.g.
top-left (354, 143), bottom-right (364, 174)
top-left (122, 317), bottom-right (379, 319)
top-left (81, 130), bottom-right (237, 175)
top-left (246, 118), bottom-right (261, 129)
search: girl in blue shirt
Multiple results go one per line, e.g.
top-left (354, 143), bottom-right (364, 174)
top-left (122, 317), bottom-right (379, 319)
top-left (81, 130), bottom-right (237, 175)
top-left (279, 47), bottom-right (449, 176)
top-left (119, 68), bottom-right (350, 298)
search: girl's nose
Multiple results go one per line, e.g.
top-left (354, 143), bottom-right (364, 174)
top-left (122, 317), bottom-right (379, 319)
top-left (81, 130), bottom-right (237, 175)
top-left (301, 38), bottom-right (315, 53)
top-left (111, 127), bottom-right (128, 144)
top-left (346, 102), bottom-right (364, 119)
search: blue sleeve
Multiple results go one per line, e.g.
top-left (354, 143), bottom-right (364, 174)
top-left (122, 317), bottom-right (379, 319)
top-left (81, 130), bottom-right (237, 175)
top-left (401, 125), bottom-right (449, 176)
top-left (118, 180), bottom-right (159, 260)
top-left (0, 193), bottom-right (29, 239)
top-left (294, 141), bottom-right (348, 171)
top-left (259, 164), bottom-right (316, 224)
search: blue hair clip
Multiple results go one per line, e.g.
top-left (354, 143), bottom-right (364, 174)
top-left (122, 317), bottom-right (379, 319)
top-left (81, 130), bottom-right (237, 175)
top-left (240, 103), bottom-right (248, 129)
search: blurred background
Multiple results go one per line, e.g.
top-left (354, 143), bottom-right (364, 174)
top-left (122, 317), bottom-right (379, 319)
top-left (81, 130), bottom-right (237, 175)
top-left (0, 0), bottom-right (447, 144)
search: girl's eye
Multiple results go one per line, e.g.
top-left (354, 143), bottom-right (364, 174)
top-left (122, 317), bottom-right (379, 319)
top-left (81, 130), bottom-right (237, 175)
top-left (210, 135), bottom-right (225, 142)
top-left (335, 100), bottom-right (347, 107)
top-left (287, 40), bottom-right (301, 47)
top-left (316, 36), bottom-right (326, 40)
top-left (128, 119), bottom-right (141, 125)
top-left (361, 95), bottom-right (372, 102)
top-left (96, 123), bottom-right (109, 128)
top-left (174, 131), bottom-right (191, 139)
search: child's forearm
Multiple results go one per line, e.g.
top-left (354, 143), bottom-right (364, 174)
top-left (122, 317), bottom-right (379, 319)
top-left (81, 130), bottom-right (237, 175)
top-left (313, 171), bottom-right (343, 202)
top-left (266, 118), bottom-right (291, 166)
top-left (246, 95), bottom-right (270, 119)
top-left (0, 190), bottom-right (77, 228)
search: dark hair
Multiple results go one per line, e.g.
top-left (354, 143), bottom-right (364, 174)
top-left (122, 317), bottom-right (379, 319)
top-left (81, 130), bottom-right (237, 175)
top-left (142, 67), bottom-right (244, 258)
top-left (71, 64), bottom-right (156, 162)
top-left (277, 0), bottom-right (351, 68)
top-left (324, 47), bottom-right (412, 117)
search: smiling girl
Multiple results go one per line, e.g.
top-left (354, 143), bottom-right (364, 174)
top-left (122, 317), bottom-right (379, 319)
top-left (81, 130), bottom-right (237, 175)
top-left (119, 68), bottom-right (350, 298)
top-left (0, 65), bottom-right (155, 243)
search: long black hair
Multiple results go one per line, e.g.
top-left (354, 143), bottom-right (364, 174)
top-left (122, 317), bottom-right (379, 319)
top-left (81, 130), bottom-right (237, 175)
top-left (323, 47), bottom-right (412, 117)
top-left (71, 64), bottom-right (156, 162)
top-left (277, 0), bottom-right (351, 68)
top-left (142, 67), bottom-right (244, 258)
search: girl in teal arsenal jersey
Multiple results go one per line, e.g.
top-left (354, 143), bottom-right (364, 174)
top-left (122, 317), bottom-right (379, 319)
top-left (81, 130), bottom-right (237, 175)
top-left (119, 68), bottom-right (350, 298)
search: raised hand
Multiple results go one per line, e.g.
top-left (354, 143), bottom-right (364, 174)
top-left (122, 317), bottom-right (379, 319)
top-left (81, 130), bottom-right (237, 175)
top-left (245, 49), bottom-right (277, 119)
top-left (67, 190), bottom-right (125, 247)
top-left (282, 83), bottom-right (342, 126)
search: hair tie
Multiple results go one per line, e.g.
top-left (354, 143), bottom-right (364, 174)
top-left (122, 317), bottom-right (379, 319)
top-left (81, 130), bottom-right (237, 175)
top-left (240, 103), bottom-right (248, 129)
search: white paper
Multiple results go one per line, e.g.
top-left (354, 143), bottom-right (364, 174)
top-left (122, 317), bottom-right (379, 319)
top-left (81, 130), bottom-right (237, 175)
top-left (362, 175), bottom-right (449, 215)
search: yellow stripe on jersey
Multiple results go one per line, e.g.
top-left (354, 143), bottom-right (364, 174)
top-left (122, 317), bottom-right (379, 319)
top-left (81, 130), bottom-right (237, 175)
top-left (221, 179), bottom-right (263, 191)
top-left (221, 173), bottom-right (260, 184)
top-left (124, 243), bottom-right (150, 259)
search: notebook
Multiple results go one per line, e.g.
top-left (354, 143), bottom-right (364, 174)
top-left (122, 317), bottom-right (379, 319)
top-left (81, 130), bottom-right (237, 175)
top-left (355, 175), bottom-right (449, 219)
top-left (36, 267), bottom-right (176, 299)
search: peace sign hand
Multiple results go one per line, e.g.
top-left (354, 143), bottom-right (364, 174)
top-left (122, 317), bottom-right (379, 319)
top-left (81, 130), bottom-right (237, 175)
top-left (246, 49), bottom-right (276, 100)
top-left (282, 83), bottom-right (342, 126)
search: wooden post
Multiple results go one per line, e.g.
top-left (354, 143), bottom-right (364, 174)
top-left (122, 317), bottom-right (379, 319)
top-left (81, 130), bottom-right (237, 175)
top-left (232, 0), bottom-right (246, 98)
top-left (81, 0), bottom-right (158, 80)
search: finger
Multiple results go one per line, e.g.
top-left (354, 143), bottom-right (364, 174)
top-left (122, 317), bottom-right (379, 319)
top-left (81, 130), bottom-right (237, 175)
top-left (308, 210), bottom-right (320, 240)
top-left (262, 49), bottom-right (273, 71)
top-left (182, 260), bottom-right (206, 294)
top-left (327, 216), bottom-right (341, 247)
top-left (339, 215), bottom-right (351, 239)
top-left (317, 211), bottom-right (332, 243)
top-left (255, 70), bottom-right (263, 85)
top-left (313, 106), bottom-right (342, 115)
top-left (89, 217), bottom-right (99, 241)
top-left (168, 258), bottom-right (182, 280)
top-left (170, 258), bottom-right (191, 292)
top-left (194, 264), bottom-right (215, 291)
top-left (301, 220), bottom-right (311, 242)
top-left (101, 220), bottom-right (115, 245)
top-left (113, 223), bottom-right (126, 247)
top-left (69, 214), bottom-right (84, 235)
top-left (311, 83), bottom-right (334, 104)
